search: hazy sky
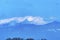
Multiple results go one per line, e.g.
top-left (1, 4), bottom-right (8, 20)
top-left (0, 0), bottom-right (60, 21)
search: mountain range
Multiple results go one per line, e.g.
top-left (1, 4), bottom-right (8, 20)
top-left (0, 21), bottom-right (60, 40)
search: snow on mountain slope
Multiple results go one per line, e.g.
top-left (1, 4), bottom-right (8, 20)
top-left (0, 16), bottom-right (48, 25)
top-left (0, 16), bottom-right (60, 40)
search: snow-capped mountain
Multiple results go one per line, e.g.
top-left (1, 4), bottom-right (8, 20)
top-left (0, 16), bottom-right (48, 26)
top-left (0, 17), bottom-right (60, 40)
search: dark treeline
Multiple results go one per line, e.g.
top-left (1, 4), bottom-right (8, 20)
top-left (6, 37), bottom-right (47, 40)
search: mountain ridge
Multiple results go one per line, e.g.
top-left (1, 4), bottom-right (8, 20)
top-left (0, 21), bottom-right (60, 29)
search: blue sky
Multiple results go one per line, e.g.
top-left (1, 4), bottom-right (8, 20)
top-left (0, 0), bottom-right (60, 21)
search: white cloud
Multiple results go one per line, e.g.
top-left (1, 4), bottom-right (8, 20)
top-left (47, 28), bottom-right (60, 32)
top-left (56, 29), bottom-right (60, 31)
top-left (0, 16), bottom-right (48, 25)
top-left (48, 29), bottom-right (57, 32)
top-left (49, 16), bottom-right (57, 20)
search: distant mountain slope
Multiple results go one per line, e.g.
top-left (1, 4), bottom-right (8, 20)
top-left (0, 21), bottom-right (60, 40)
